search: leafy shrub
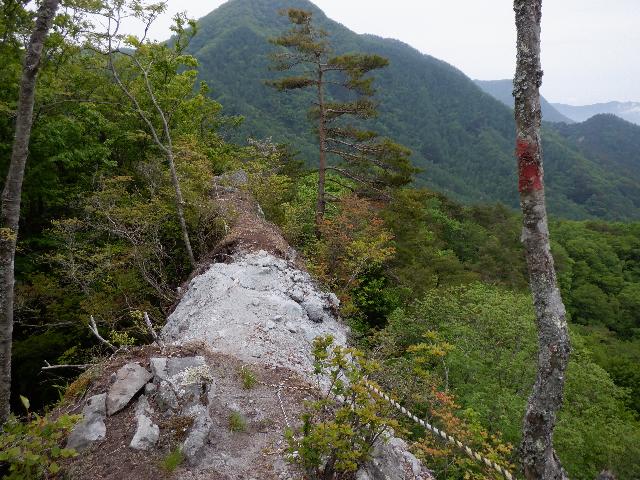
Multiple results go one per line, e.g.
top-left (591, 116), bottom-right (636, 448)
top-left (0, 397), bottom-right (80, 479)
top-left (286, 336), bottom-right (398, 479)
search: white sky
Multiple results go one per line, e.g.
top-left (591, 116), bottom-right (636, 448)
top-left (137, 0), bottom-right (640, 105)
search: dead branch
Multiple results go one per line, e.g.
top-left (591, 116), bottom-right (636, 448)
top-left (88, 315), bottom-right (117, 352)
top-left (143, 311), bottom-right (165, 348)
top-left (42, 360), bottom-right (95, 371)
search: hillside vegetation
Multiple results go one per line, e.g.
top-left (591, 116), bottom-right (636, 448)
top-left (186, 0), bottom-right (640, 220)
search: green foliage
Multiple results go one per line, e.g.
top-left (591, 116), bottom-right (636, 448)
top-left (373, 284), bottom-right (640, 479)
top-left (1, 0), bottom-right (237, 410)
top-left (307, 195), bottom-right (396, 318)
top-left (286, 336), bottom-right (398, 479)
top-left (0, 406), bottom-right (79, 479)
top-left (161, 447), bottom-right (184, 473)
top-left (553, 220), bottom-right (640, 338)
top-left (228, 411), bottom-right (247, 433)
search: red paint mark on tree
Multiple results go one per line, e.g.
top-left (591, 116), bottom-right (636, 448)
top-left (516, 139), bottom-right (543, 193)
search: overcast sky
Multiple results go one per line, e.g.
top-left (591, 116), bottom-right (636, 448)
top-left (138, 0), bottom-right (640, 105)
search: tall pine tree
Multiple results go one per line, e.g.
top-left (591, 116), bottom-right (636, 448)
top-left (269, 9), bottom-right (415, 230)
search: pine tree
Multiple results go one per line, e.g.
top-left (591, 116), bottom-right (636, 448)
top-left (269, 9), bottom-right (415, 230)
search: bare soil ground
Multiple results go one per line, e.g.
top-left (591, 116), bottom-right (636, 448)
top-left (60, 344), bottom-right (317, 480)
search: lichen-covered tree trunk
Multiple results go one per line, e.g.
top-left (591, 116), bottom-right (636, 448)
top-left (0, 0), bottom-right (60, 424)
top-left (513, 1), bottom-right (570, 479)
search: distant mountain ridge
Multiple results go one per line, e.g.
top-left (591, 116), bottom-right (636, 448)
top-left (552, 101), bottom-right (640, 126)
top-left (475, 79), bottom-right (574, 124)
top-left (186, 0), bottom-right (640, 220)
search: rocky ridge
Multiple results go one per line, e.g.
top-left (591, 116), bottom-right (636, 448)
top-left (61, 172), bottom-right (431, 479)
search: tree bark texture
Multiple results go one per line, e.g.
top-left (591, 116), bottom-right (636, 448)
top-left (513, 1), bottom-right (570, 479)
top-left (315, 67), bottom-right (327, 232)
top-left (0, 0), bottom-right (60, 424)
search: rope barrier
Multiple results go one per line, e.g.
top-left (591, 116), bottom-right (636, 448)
top-left (246, 364), bottom-right (515, 479)
top-left (364, 381), bottom-right (516, 480)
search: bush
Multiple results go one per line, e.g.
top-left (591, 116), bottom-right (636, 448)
top-left (286, 336), bottom-right (398, 479)
top-left (239, 366), bottom-right (257, 390)
top-left (0, 397), bottom-right (80, 479)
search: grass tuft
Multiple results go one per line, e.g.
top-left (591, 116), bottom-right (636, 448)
top-left (239, 366), bottom-right (257, 389)
top-left (161, 447), bottom-right (184, 472)
top-left (228, 411), bottom-right (247, 432)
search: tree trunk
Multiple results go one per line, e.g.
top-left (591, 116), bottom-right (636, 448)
top-left (0, 0), bottom-right (60, 424)
top-left (513, 1), bottom-right (570, 479)
top-left (315, 68), bottom-right (327, 233)
top-left (166, 148), bottom-right (196, 268)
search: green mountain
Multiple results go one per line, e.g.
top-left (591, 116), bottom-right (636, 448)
top-left (475, 79), bottom-right (574, 124)
top-left (553, 114), bottom-right (640, 181)
top-left (188, 0), bottom-right (640, 220)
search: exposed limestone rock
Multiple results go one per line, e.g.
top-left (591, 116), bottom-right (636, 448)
top-left (161, 250), bottom-right (430, 479)
top-left (162, 251), bottom-right (346, 378)
top-left (106, 363), bottom-right (152, 416)
top-left (130, 414), bottom-right (159, 451)
top-left (66, 394), bottom-right (107, 450)
top-left (155, 380), bottom-right (179, 413)
top-left (134, 394), bottom-right (154, 416)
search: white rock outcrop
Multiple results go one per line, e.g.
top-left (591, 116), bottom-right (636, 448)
top-left (162, 250), bottom-right (346, 377)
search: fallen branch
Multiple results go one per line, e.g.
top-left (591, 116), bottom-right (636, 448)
top-left (88, 315), bottom-right (117, 352)
top-left (42, 360), bottom-right (95, 371)
top-left (143, 311), bottom-right (165, 348)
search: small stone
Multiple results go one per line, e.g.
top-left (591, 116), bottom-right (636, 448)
top-left (130, 414), bottom-right (159, 450)
top-left (144, 382), bottom-right (157, 395)
top-left (156, 380), bottom-right (179, 412)
top-left (182, 406), bottom-right (212, 466)
top-left (327, 293), bottom-right (340, 308)
top-left (301, 298), bottom-right (329, 323)
top-left (265, 320), bottom-right (276, 330)
top-left (106, 363), bottom-right (153, 416)
top-left (135, 395), bottom-right (154, 416)
top-left (285, 321), bottom-right (297, 334)
top-left (66, 394), bottom-right (107, 450)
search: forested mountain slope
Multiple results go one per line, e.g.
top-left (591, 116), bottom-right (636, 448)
top-left (553, 114), bottom-right (640, 175)
top-left (186, 0), bottom-right (640, 220)
top-left (474, 79), bottom-right (574, 123)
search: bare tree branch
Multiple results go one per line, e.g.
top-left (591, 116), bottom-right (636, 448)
top-left (88, 315), bottom-right (117, 352)
top-left (143, 311), bottom-right (165, 348)
top-left (42, 361), bottom-right (95, 371)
